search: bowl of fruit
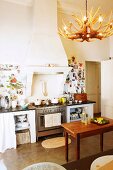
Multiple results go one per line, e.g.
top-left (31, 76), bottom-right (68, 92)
top-left (91, 117), bottom-right (109, 125)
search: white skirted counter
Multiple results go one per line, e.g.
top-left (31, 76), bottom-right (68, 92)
top-left (0, 112), bottom-right (16, 153)
top-left (0, 108), bottom-right (36, 153)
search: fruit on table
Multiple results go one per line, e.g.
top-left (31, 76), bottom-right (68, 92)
top-left (93, 117), bottom-right (109, 124)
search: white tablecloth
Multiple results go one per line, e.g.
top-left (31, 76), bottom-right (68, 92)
top-left (0, 113), bottom-right (16, 153)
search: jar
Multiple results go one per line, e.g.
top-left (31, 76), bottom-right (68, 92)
top-left (1, 96), bottom-right (5, 108)
top-left (61, 97), bottom-right (67, 104)
top-left (12, 100), bottom-right (17, 108)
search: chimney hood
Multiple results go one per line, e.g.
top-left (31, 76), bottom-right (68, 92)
top-left (27, 65), bottom-right (72, 75)
top-left (26, 0), bottom-right (69, 67)
top-left (25, 0), bottom-right (71, 98)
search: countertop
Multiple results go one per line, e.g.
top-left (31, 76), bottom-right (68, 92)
top-left (66, 100), bottom-right (95, 106)
top-left (0, 106), bottom-right (36, 114)
top-left (35, 100), bottom-right (95, 108)
top-left (0, 100), bottom-right (95, 113)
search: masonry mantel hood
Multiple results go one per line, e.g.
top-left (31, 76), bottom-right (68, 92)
top-left (27, 65), bottom-right (72, 75)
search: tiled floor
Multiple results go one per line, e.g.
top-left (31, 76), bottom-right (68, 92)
top-left (1, 131), bottom-right (113, 170)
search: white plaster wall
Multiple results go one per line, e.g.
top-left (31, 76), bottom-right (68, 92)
top-left (0, 0), bottom-right (68, 66)
top-left (58, 11), bottom-right (110, 62)
top-left (0, 1), bottom-right (32, 64)
top-left (110, 36), bottom-right (113, 59)
top-left (31, 74), bottom-right (65, 99)
top-left (60, 37), bottom-right (110, 62)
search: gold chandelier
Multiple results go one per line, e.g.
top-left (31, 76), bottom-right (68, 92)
top-left (58, 0), bottom-right (113, 42)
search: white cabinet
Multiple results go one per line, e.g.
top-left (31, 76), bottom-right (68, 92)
top-left (101, 60), bottom-right (113, 118)
top-left (66, 103), bottom-right (94, 123)
top-left (14, 110), bottom-right (36, 143)
top-left (0, 109), bottom-right (36, 153)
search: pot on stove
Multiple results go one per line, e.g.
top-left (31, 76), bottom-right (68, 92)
top-left (35, 99), bottom-right (41, 106)
top-left (51, 98), bottom-right (58, 104)
top-left (45, 99), bottom-right (50, 105)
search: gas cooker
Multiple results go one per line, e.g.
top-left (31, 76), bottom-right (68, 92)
top-left (35, 103), bottom-right (66, 113)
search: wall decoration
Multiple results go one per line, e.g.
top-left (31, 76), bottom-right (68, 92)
top-left (63, 56), bottom-right (85, 94)
top-left (0, 64), bottom-right (27, 108)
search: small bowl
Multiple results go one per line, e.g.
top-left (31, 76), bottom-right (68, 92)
top-left (74, 100), bottom-right (78, 103)
top-left (51, 98), bottom-right (58, 104)
top-left (78, 100), bottom-right (82, 103)
top-left (35, 99), bottom-right (41, 106)
top-left (69, 101), bottom-right (72, 104)
top-left (17, 115), bottom-right (26, 122)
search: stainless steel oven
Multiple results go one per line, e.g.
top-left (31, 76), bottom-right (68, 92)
top-left (36, 105), bottom-right (66, 140)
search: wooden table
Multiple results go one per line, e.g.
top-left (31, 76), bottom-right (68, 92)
top-left (61, 117), bottom-right (113, 161)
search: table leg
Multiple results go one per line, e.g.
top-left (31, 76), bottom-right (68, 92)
top-left (76, 133), bottom-right (80, 160)
top-left (64, 131), bottom-right (68, 162)
top-left (100, 133), bottom-right (103, 152)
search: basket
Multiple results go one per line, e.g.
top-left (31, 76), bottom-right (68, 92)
top-left (16, 129), bottom-right (30, 145)
top-left (74, 93), bottom-right (87, 102)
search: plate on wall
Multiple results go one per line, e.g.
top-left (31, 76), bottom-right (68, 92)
top-left (90, 155), bottom-right (113, 170)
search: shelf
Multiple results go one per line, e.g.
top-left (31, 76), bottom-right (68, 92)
top-left (70, 118), bottom-right (81, 122)
top-left (15, 125), bottom-right (30, 132)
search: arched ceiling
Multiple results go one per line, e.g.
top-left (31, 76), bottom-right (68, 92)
top-left (57, 0), bottom-right (113, 16)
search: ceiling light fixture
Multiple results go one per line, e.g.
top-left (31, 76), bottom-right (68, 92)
top-left (58, 0), bottom-right (113, 42)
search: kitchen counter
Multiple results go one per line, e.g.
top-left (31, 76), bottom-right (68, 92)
top-left (35, 100), bottom-right (95, 108)
top-left (66, 100), bottom-right (95, 106)
top-left (0, 100), bottom-right (95, 113)
top-left (0, 106), bottom-right (36, 114)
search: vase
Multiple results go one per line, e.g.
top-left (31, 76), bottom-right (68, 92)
top-left (12, 100), bottom-right (17, 108)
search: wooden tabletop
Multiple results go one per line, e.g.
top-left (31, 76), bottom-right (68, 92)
top-left (62, 148), bottom-right (113, 170)
top-left (61, 117), bottom-right (113, 138)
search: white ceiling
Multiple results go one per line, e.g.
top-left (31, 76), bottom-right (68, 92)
top-left (2, 0), bottom-right (113, 16)
top-left (57, 0), bottom-right (113, 16)
top-left (2, 0), bottom-right (113, 15)
top-left (2, 0), bottom-right (33, 6)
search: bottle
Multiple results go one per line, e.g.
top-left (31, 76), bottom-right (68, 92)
top-left (81, 112), bottom-right (86, 123)
top-left (81, 108), bottom-right (87, 124)
top-left (84, 113), bottom-right (88, 125)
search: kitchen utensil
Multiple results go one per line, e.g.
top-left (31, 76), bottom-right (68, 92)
top-left (61, 97), bottom-right (67, 104)
top-left (35, 99), bottom-right (41, 106)
top-left (45, 99), bottom-right (50, 105)
top-left (51, 98), bottom-right (58, 104)
top-left (17, 115), bottom-right (26, 122)
top-left (42, 81), bottom-right (48, 97)
top-left (16, 122), bottom-right (29, 128)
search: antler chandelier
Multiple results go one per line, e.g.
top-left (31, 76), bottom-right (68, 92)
top-left (59, 0), bottom-right (113, 42)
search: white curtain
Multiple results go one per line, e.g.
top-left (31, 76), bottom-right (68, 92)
top-left (0, 160), bottom-right (7, 170)
top-left (0, 113), bottom-right (16, 153)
